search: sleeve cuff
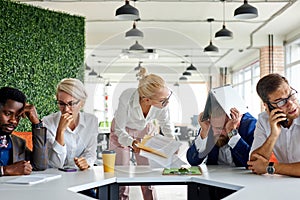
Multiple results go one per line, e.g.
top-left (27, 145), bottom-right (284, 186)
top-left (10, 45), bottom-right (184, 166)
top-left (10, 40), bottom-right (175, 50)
top-left (228, 134), bottom-right (241, 148)
top-left (194, 136), bottom-right (208, 153)
top-left (53, 140), bottom-right (67, 154)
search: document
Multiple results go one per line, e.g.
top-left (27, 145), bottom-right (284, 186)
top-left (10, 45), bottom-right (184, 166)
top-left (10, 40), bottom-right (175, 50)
top-left (138, 134), bottom-right (185, 168)
top-left (202, 85), bottom-right (248, 121)
top-left (5, 173), bottom-right (62, 185)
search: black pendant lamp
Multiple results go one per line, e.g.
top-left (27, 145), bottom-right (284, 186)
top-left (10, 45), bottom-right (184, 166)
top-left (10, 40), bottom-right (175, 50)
top-left (215, 0), bottom-right (233, 40)
top-left (234, 0), bottom-right (258, 20)
top-left (179, 76), bottom-right (188, 81)
top-left (129, 41), bottom-right (145, 52)
top-left (115, 0), bottom-right (140, 21)
top-left (204, 18), bottom-right (219, 53)
top-left (186, 63), bottom-right (197, 71)
top-left (182, 71), bottom-right (192, 76)
top-left (88, 69), bottom-right (97, 76)
top-left (125, 21), bottom-right (144, 40)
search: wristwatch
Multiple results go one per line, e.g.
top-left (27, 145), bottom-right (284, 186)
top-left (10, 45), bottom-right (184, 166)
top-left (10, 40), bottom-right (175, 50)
top-left (228, 129), bottom-right (238, 139)
top-left (266, 162), bottom-right (275, 174)
top-left (32, 120), bottom-right (43, 129)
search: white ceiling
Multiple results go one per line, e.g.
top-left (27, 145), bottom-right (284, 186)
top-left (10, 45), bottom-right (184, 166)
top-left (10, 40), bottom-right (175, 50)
top-left (20, 0), bottom-right (300, 84)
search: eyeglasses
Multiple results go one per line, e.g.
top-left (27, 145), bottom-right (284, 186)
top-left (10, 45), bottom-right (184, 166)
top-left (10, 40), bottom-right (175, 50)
top-left (161, 90), bottom-right (173, 107)
top-left (57, 100), bottom-right (80, 108)
top-left (268, 88), bottom-right (298, 108)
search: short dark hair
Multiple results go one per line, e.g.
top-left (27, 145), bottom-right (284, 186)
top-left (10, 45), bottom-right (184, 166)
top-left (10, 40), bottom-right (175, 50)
top-left (256, 73), bottom-right (289, 103)
top-left (0, 87), bottom-right (27, 107)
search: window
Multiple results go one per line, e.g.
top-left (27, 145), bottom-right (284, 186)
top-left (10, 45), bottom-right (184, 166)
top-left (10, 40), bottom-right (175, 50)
top-left (232, 61), bottom-right (261, 118)
top-left (285, 38), bottom-right (300, 87)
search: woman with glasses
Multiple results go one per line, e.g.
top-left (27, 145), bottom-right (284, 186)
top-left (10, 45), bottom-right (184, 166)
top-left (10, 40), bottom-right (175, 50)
top-left (109, 67), bottom-right (174, 200)
top-left (43, 78), bottom-right (98, 170)
top-left (248, 73), bottom-right (300, 177)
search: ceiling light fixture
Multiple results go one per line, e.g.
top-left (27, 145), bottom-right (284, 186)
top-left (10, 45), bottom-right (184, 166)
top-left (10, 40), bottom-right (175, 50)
top-left (234, 0), bottom-right (258, 20)
top-left (105, 81), bottom-right (112, 86)
top-left (174, 82), bottom-right (179, 87)
top-left (97, 74), bottom-right (103, 79)
top-left (182, 71), bottom-right (192, 76)
top-left (85, 64), bottom-right (91, 70)
top-left (88, 69), bottom-right (97, 76)
top-left (186, 63), bottom-right (197, 71)
top-left (129, 41), bottom-right (145, 52)
top-left (204, 18), bottom-right (219, 53)
top-left (115, 0), bottom-right (140, 21)
top-left (215, 0), bottom-right (233, 40)
top-left (134, 61), bottom-right (143, 70)
top-left (179, 76), bottom-right (188, 81)
top-left (125, 21), bottom-right (144, 40)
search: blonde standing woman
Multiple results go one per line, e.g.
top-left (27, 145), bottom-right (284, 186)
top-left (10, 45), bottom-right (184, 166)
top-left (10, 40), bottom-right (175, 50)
top-left (109, 67), bottom-right (174, 200)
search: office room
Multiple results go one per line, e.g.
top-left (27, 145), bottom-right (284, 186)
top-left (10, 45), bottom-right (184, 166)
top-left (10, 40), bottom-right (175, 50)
top-left (1, 0), bottom-right (300, 199)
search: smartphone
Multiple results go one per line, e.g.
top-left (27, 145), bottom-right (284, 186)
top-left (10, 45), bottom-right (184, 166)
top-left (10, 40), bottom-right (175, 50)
top-left (268, 103), bottom-right (289, 128)
top-left (58, 167), bottom-right (77, 172)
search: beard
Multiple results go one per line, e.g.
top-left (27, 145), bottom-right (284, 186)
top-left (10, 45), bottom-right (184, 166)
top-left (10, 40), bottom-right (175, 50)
top-left (214, 134), bottom-right (229, 147)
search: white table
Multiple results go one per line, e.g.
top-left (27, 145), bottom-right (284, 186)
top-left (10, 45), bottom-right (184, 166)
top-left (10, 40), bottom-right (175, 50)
top-left (1, 165), bottom-right (300, 199)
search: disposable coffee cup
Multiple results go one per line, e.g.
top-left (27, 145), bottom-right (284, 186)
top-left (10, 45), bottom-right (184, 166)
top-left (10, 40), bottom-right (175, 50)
top-left (102, 150), bottom-right (116, 173)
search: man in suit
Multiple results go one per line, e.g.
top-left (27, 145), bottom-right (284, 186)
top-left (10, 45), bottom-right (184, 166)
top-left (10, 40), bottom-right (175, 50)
top-left (0, 87), bottom-right (48, 176)
top-left (186, 102), bottom-right (257, 168)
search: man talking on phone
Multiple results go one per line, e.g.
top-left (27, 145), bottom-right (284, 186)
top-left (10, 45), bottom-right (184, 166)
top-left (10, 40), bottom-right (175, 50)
top-left (0, 87), bottom-right (48, 176)
top-left (248, 73), bottom-right (300, 177)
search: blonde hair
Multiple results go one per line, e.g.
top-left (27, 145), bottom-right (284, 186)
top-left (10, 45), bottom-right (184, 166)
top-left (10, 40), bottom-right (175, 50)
top-left (56, 78), bottom-right (87, 101)
top-left (138, 67), bottom-right (166, 97)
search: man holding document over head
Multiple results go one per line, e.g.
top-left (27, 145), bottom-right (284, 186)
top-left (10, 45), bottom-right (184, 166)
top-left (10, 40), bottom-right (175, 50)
top-left (187, 85), bottom-right (257, 168)
top-left (109, 67), bottom-right (175, 200)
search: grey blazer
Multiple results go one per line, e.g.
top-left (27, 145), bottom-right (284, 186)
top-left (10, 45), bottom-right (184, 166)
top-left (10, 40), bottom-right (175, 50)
top-left (10, 127), bottom-right (48, 171)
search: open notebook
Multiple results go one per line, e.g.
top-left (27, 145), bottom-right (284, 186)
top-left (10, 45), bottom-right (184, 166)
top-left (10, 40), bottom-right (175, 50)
top-left (5, 173), bottom-right (62, 185)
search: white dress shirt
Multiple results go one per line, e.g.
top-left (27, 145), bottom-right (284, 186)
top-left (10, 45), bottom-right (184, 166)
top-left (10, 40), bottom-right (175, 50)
top-left (250, 111), bottom-right (300, 163)
top-left (194, 132), bottom-right (241, 166)
top-left (43, 111), bottom-right (98, 168)
top-left (114, 88), bottom-right (174, 147)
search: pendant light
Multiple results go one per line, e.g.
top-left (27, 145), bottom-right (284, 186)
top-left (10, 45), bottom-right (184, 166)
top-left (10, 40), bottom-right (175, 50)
top-left (182, 71), bottom-right (192, 76)
top-left (115, 0), bottom-right (140, 21)
top-left (129, 41), bottom-right (145, 52)
top-left (204, 18), bottom-right (219, 53)
top-left (234, 0), bottom-right (258, 20)
top-left (125, 21), bottom-right (144, 40)
top-left (88, 69), bottom-right (97, 76)
top-left (174, 82), bottom-right (179, 87)
top-left (179, 76), bottom-right (188, 81)
top-left (186, 63), bottom-right (197, 71)
top-left (134, 61), bottom-right (142, 70)
top-left (215, 0), bottom-right (233, 40)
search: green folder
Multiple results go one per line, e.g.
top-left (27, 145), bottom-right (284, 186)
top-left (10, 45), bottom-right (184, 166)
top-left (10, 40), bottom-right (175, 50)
top-left (162, 166), bottom-right (202, 175)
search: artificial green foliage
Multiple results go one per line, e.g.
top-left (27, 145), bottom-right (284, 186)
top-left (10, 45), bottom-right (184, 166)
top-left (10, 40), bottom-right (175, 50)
top-left (0, 0), bottom-right (85, 131)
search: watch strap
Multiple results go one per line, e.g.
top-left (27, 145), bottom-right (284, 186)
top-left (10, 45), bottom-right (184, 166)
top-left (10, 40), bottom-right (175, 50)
top-left (32, 120), bottom-right (43, 129)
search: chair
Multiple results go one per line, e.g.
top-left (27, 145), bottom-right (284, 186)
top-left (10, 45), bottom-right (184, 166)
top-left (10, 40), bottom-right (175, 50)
top-left (12, 131), bottom-right (33, 151)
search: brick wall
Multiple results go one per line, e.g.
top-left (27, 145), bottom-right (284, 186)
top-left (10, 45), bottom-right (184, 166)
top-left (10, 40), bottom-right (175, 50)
top-left (259, 46), bottom-right (285, 78)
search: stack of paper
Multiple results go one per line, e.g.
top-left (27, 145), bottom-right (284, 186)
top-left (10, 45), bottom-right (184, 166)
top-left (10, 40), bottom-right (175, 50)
top-left (5, 173), bottom-right (62, 185)
top-left (138, 134), bottom-right (186, 168)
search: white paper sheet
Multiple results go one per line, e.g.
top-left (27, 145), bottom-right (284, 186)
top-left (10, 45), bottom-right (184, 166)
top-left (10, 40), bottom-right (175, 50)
top-left (138, 135), bottom-right (185, 168)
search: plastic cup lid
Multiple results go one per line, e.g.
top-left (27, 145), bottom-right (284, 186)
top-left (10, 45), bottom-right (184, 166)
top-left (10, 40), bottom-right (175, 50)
top-left (102, 150), bottom-right (116, 154)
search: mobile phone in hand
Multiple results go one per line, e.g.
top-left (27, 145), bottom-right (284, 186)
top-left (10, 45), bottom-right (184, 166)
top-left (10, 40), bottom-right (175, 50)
top-left (58, 167), bottom-right (77, 172)
top-left (268, 103), bottom-right (288, 128)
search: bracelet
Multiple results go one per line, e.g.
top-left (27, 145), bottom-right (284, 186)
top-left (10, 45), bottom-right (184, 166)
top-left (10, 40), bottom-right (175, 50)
top-left (32, 120), bottom-right (43, 129)
top-left (0, 166), bottom-right (4, 177)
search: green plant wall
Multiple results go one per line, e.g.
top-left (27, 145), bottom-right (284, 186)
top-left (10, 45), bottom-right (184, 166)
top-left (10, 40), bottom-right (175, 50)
top-left (0, 0), bottom-right (85, 131)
